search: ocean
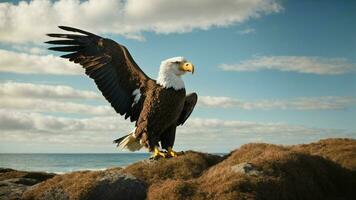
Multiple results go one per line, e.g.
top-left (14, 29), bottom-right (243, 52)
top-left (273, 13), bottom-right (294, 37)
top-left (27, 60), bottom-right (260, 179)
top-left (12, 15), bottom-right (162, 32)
top-left (0, 153), bottom-right (150, 174)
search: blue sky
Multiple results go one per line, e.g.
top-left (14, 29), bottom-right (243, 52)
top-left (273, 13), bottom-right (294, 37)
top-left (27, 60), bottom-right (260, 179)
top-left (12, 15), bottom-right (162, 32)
top-left (0, 0), bottom-right (355, 153)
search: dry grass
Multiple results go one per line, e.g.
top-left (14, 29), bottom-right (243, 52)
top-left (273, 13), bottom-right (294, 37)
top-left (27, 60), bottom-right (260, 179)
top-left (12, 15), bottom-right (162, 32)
top-left (123, 151), bottom-right (223, 185)
top-left (292, 138), bottom-right (356, 170)
top-left (22, 167), bottom-right (122, 200)
top-left (16, 138), bottom-right (356, 200)
top-left (148, 140), bottom-right (356, 200)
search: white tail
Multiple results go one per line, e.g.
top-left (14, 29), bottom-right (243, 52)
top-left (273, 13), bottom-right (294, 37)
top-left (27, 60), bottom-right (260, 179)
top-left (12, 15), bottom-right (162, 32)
top-left (114, 128), bottom-right (143, 151)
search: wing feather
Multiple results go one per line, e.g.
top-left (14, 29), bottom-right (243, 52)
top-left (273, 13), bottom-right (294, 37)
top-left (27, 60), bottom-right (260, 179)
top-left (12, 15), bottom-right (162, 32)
top-left (177, 93), bottom-right (198, 125)
top-left (46, 26), bottom-right (151, 121)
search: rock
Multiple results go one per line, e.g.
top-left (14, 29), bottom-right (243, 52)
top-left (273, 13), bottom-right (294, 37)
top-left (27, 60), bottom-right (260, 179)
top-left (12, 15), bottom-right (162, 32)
top-left (0, 169), bottom-right (55, 182)
top-left (0, 169), bottom-right (55, 200)
top-left (22, 168), bottom-right (147, 200)
top-left (0, 180), bottom-right (28, 200)
top-left (6, 178), bottom-right (42, 186)
top-left (231, 162), bottom-right (262, 176)
top-left (0, 169), bottom-right (14, 173)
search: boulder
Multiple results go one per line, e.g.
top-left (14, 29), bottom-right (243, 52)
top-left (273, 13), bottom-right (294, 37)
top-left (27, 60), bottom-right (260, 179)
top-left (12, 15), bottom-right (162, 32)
top-left (22, 168), bottom-right (147, 200)
top-left (0, 180), bottom-right (28, 200)
top-left (0, 169), bottom-right (55, 200)
top-left (230, 162), bottom-right (262, 176)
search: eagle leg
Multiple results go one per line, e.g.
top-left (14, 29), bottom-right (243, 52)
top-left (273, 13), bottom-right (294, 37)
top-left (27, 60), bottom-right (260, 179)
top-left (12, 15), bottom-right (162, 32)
top-left (167, 147), bottom-right (178, 157)
top-left (151, 146), bottom-right (167, 159)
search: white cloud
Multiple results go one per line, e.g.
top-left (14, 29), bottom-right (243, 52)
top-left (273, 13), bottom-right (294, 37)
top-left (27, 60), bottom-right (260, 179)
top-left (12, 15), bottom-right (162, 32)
top-left (0, 0), bottom-right (282, 44)
top-left (177, 117), bottom-right (355, 152)
top-left (0, 98), bottom-right (114, 116)
top-left (0, 82), bottom-right (99, 99)
top-left (219, 56), bottom-right (356, 75)
top-left (0, 82), bottom-right (115, 115)
top-left (0, 109), bottom-right (133, 150)
top-left (0, 109), bottom-right (125, 132)
top-left (0, 49), bottom-right (81, 74)
top-left (199, 96), bottom-right (240, 108)
top-left (2, 82), bottom-right (355, 117)
top-left (181, 118), bottom-right (323, 135)
top-left (10, 44), bottom-right (47, 55)
top-left (237, 28), bottom-right (255, 35)
top-left (1, 110), bottom-right (354, 152)
top-left (0, 110), bottom-right (315, 135)
top-left (0, 82), bottom-right (354, 152)
top-left (199, 96), bottom-right (356, 110)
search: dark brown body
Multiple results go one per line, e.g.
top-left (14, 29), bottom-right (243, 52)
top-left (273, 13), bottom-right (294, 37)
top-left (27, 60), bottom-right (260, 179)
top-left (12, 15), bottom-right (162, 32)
top-left (135, 83), bottom-right (186, 151)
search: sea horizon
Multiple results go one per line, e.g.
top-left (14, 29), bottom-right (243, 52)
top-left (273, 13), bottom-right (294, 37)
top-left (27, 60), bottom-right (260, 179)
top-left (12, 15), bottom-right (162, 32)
top-left (0, 153), bottom-right (226, 174)
top-left (0, 153), bottom-right (151, 174)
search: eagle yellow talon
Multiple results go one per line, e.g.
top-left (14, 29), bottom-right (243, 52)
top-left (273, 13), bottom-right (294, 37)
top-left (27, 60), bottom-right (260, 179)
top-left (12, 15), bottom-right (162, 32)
top-left (152, 146), bottom-right (166, 159)
top-left (168, 147), bottom-right (178, 157)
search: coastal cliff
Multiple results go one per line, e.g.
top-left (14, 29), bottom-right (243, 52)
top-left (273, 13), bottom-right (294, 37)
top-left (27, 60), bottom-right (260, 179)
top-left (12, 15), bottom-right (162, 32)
top-left (1, 138), bottom-right (355, 200)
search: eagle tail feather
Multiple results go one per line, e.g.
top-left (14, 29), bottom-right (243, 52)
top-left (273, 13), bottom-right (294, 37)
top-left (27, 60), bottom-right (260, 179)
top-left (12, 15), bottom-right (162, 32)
top-left (114, 129), bottom-right (142, 152)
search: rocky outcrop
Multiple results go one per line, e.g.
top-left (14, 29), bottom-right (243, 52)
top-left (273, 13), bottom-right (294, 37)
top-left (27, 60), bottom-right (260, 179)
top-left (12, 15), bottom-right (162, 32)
top-left (0, 169), bottom-right (55, 200)
top-left (230, 162), bottom-right (262, 176)
top-left (148, 140), bottom-right (356, 199)
top-left (0, 138), bottom-right (355, 200)
top-left (22, 168), bottom-right (146, 200)
top-left (122, 151), bottom-right (223, 185)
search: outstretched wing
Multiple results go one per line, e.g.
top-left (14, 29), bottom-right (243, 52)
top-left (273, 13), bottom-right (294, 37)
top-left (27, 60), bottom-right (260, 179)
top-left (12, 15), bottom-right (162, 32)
top-left (177, 93), bottom-right (198, 125)
top-left (46, 26), bottom-right (151, 122)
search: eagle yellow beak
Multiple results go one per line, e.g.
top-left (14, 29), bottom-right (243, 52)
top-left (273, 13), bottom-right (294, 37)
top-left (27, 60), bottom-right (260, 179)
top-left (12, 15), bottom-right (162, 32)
top-left (179, 62), bottom-right (195, 74)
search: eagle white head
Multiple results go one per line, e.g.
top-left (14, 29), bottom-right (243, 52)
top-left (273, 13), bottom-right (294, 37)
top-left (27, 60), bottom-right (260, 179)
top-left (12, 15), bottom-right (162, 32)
top-left (157, 56), bottom-right (195, 90)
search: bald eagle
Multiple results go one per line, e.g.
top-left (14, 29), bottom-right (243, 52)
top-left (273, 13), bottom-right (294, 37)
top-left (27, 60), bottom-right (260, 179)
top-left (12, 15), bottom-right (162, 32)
top-left (46, 26), bottom-right (197, 158)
